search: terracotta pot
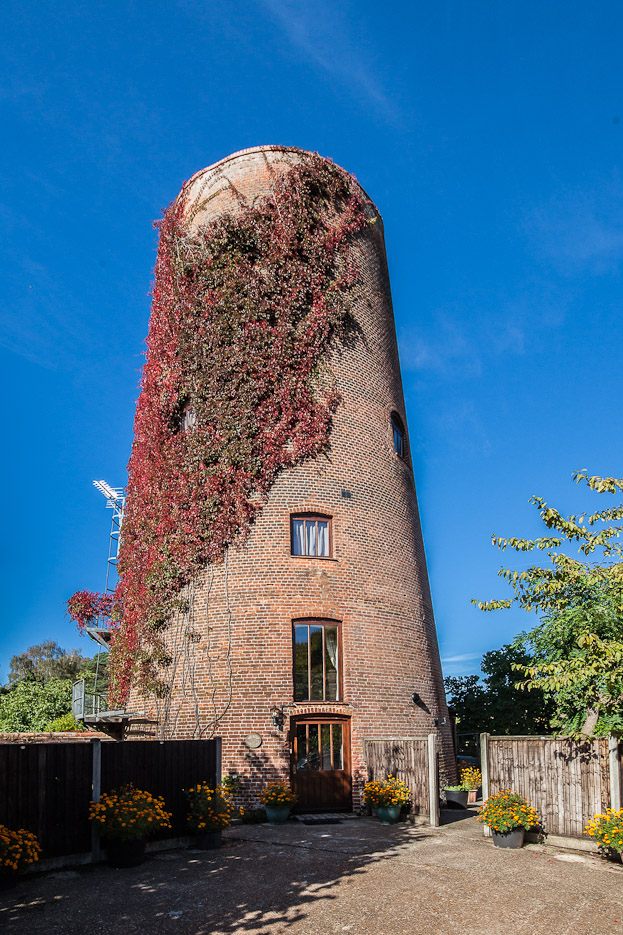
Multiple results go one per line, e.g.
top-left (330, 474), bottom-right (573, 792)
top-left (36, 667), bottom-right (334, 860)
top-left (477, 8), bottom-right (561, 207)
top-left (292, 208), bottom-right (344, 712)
top-left (467, 789), bottom-right (479, 804)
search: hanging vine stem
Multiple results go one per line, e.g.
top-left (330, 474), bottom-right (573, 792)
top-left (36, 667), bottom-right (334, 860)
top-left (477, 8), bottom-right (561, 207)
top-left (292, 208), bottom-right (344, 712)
top-left (202, 563), bottom-right (218, 737)
top-left (154, 579), bottom-right (203, 738)
top-left (199, 550), bottom-right (233, 739)
top-left (156, 593), bottom-right (188, 737)
top-left (221, 548), bottom-right (234, 729)
top-left (178, 577), bottom-right (201, 738)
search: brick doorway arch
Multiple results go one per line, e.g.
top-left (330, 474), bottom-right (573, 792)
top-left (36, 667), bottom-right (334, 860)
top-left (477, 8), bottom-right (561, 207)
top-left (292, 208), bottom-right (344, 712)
top-left (290, 714), bottom-right (352, 811)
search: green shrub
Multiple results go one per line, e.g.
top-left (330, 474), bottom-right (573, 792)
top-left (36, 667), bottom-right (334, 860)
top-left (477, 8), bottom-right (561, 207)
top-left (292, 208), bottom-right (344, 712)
top-left (45, 712), bottom-right (85, 732)
top-left (0, 678), bottom-right (73, 732)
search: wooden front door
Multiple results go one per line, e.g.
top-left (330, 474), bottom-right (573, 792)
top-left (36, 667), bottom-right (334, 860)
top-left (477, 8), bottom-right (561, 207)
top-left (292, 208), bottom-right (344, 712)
top-left (291, 717), bottom-right (352, 811)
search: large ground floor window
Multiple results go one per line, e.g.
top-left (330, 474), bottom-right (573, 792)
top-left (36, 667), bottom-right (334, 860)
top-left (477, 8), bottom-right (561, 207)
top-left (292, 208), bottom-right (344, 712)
top-left (293, 620), bottom-right (340, 702)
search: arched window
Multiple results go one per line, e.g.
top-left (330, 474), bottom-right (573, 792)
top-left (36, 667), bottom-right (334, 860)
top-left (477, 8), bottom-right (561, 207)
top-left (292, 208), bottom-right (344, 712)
top-left (391, 412), bottom-right (405, 459)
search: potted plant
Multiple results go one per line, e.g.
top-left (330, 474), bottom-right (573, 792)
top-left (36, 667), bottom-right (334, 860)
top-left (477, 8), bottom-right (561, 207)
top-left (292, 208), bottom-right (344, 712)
top-left (185, 782), bottom-right (231, 849)
top-left (477, 789), bottom-right (540, 849)
top-left (363, 776), bottom-right (411, 824)
top-left (0, 825), bottom-right (41, 885)
top-left (89, 784), bottom-right (172, 867)
top-left (260, 781), bottom-right (297, 824)
top-left (444, 784), bottom-right (469, 809)
top-left (460, 767), bottom-right (482, 804)
top-left (585, 807), bottom-right (623, 862)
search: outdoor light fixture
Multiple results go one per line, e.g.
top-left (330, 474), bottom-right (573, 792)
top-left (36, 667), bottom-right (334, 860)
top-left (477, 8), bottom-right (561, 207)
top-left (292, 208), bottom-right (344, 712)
top-left (411, 691), bottom-right (421, 705)
top-left (270, 705), bottom-right (285, 731)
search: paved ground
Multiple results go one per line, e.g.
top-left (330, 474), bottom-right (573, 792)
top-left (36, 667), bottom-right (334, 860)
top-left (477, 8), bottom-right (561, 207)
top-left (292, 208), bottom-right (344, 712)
top-left (2, 811), bottom-right (623, 935)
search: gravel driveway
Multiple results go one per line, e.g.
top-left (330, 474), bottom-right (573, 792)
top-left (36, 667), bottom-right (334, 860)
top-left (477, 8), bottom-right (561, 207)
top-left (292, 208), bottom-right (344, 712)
top-left (1, 812), bottom-right (622, 935)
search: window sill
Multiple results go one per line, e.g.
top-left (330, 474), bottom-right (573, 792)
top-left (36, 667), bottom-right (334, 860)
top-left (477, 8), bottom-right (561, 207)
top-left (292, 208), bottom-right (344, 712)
top-left (290, 555), bottom-right (338, 562)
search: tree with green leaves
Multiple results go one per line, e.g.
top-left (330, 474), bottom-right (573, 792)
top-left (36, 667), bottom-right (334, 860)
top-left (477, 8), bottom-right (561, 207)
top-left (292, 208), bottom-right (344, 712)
top-left (445, 644), bottom-right (553, 750)
top-left (8, 640), bottom-right (86, 685)
top-left (475, 471), bottom-right (623, 738)
top-left (2, 641), bottom-right (108, 731)
top-left (0, 678), bottom-right (75, 732)
top-left (75, 652), bottom-right (109, 697)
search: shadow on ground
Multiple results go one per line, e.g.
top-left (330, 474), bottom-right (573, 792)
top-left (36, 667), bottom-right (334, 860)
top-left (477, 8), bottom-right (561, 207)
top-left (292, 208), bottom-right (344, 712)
top-left (0, 819), bottom-right (426, 935)
top-left (440, 806), bottom-right (479, 826)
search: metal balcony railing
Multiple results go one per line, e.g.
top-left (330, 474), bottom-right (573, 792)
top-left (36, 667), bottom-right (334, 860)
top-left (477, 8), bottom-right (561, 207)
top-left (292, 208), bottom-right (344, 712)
top-left (72, 679), bottom-right (126, 724)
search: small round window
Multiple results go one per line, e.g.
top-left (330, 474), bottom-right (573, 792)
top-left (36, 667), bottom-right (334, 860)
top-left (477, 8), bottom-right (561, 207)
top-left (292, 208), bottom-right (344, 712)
top-left (391, 412), bottom-right (405, 459)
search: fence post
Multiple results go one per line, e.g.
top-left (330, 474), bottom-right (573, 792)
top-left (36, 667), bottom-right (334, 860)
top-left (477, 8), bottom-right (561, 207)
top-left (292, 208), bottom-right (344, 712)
top-left (609, 736), bottom-right (622, 811)
top-left (37, 746), bottom-right (47, 854)
top-left (480, 733), bottom-right (491, 837)
top-left (215, 736), bottom-right (222, 787)
top-left (428, 733), bottom-right (439, 828)
top-left (91, 739), bottom-right (102, 862)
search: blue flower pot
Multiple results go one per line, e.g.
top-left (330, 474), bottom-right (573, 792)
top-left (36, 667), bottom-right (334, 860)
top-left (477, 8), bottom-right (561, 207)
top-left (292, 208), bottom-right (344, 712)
top-left (265, 805), bottom-right (290, 825)
top-left (377, 805), bottom-right (401, 825)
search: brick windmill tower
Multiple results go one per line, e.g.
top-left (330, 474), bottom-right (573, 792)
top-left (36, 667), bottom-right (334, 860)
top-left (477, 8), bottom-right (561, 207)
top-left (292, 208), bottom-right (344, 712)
top-left (119, 146), bottom-right (454, 809)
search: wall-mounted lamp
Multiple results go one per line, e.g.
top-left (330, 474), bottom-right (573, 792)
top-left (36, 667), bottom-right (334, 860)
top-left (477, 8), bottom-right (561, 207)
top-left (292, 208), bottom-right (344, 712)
top-left (411, 691), bottom-right (421, 705)
top-left (270, 705), bottom-right (285, 731)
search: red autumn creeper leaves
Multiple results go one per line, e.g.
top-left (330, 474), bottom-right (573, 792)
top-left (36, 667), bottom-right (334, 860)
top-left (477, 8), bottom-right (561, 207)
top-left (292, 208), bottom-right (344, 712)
top-left (103, 153), bottom-right (370, 704)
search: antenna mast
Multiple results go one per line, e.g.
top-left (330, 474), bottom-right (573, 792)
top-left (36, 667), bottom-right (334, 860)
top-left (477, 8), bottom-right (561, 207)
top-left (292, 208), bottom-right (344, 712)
top-left (92, 480), bottom-right (126, 594)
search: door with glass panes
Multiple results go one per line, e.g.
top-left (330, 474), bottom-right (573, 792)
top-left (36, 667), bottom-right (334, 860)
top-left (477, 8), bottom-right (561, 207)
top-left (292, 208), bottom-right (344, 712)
top-left (291, 716), bottom-right (352, 811)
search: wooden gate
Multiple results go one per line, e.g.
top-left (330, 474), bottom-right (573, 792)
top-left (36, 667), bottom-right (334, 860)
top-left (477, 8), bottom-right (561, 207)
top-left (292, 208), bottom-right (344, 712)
top-left (364, 736), bottom-right (438, 821)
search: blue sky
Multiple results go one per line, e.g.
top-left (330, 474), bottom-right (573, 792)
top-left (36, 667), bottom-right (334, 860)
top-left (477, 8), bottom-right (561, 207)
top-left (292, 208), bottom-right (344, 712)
top-left (1, 1), bottom-right (622, 681)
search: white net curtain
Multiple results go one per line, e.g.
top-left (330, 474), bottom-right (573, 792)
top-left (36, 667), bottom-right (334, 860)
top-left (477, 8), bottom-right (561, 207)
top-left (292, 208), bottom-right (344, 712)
top-left (292, 517), bottom-right (329, 556)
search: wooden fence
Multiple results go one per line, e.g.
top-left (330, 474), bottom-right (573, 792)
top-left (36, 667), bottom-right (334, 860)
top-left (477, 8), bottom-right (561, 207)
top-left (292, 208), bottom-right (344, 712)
top-left (364, 736), bottom-right (439, 824)
top-left (482, 734), bottom-right (621, 840)
top-left (0, 738), bottom-right (221, 859)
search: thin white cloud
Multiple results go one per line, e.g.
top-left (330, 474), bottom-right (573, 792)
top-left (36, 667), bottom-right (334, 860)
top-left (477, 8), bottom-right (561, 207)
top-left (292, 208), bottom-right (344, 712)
top-left (398, 318), bottom-right (482, 377)
top-left (525, 183), bottom-right (623, 275)
top-left (257, 0), bottom-right (399, 122)
top-left (441, 652), bottom-right (481, 664)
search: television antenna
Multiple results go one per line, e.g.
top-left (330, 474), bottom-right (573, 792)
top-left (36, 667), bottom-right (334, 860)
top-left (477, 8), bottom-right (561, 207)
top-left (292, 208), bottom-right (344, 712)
top-left (93, 480), bottom-right (126, 594)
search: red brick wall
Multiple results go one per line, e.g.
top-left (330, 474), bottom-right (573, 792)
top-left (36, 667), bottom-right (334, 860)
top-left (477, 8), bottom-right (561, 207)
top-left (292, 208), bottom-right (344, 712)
top-left (126, 147), bottom-right (456, 805)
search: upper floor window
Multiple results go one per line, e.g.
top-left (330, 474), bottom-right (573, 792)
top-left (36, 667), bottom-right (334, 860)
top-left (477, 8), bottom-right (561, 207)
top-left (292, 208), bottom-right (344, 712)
top-left (293, 620), bottom-right (340, 702)
top-left (391, 412), bottom-right (405, 459)
top-left (291, 514), bottom-right (332, 558)
top-left (177, 398), bottom-right (197, 432)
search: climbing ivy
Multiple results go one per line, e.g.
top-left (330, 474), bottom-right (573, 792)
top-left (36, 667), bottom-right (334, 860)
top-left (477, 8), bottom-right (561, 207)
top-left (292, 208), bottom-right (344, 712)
top-left (94, 153), bottom-right (370, 704)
